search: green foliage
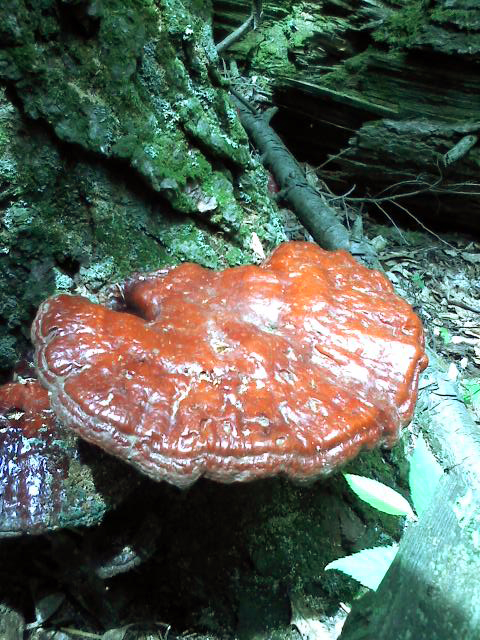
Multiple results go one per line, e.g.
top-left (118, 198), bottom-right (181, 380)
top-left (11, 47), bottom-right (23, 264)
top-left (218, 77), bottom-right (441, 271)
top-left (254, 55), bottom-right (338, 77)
top-left (326, 437), bottom-right (443, 590)
top-left (439, 327), bottom-right (451, 345)
top-left (344, 474), bottom-right (415, 519)
top-left (411, 272), bottom-right (425, 289)
top-left (325, 545), bottom-right (399, 591)
top-left (462, 379), bottom-right (480, 408)
top-left (408, 434), bottom-right (443, 516)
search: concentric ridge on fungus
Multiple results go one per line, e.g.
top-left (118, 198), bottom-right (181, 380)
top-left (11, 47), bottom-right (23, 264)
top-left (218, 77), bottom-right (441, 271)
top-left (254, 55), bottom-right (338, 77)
top-left (32, 242), bottom-right (428, 488)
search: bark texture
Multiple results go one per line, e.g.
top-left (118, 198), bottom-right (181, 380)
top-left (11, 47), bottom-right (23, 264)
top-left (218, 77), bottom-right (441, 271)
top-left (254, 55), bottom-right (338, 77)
top-left (215, 0), bottom-right (480, 234)
top-left (0, 0), bottom-right (286, 373)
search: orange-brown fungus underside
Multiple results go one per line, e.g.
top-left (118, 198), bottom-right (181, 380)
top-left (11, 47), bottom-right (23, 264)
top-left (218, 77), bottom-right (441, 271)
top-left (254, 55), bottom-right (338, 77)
top-left (32, 242), bottom-right (428, 488)
top-left (0, 381), bottom-right (52, 437)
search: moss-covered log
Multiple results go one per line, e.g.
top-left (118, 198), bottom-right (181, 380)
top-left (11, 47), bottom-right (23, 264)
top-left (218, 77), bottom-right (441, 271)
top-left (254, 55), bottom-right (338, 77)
top-left (214, 0), bottom-right (480, 233)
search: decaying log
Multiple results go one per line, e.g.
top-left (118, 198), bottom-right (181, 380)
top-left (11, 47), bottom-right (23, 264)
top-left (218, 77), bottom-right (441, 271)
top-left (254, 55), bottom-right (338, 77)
top-left (214, 0), bottom-right (480, 233)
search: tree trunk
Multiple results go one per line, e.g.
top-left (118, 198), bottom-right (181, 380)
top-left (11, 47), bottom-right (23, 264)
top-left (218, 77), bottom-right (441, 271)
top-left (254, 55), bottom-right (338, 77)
top-left (0, 0), bottom-right (286, 373)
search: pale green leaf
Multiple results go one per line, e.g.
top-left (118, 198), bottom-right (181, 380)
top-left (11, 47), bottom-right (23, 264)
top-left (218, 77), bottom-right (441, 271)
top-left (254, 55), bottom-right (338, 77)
top-left (344, 473), bottom-right (415, 518)
top-left (462, 379), bottom-right (480, 409)
top-left (325, 544), bottom-right (399, 591)
top-left (408, 434), bottom-right (443, 516)
top-left (439, 327), bottom-right (451, 345)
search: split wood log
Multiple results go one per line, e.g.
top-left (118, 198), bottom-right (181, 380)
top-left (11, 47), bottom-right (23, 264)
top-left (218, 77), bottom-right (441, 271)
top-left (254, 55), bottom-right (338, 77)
top-left (339, 353), bottom-right (480, 640)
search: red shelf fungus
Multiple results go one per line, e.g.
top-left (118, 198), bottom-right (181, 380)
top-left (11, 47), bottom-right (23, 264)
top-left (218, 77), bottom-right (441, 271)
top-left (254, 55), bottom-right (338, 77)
top-left (0, 380), bottom-right (51, 436)
top-left (31, 242), bottom-right (428, 488)
top-left (0, 380), bottom-right (137, 536)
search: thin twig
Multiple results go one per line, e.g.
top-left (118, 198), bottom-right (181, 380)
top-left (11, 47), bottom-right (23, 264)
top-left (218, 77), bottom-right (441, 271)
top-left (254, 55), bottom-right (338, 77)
top-left (374, 201), bottom-right (409, 244)
top-left (391, 199), bottom-right (456, 248)
top-left (229, 86), bottom-right (257, 113)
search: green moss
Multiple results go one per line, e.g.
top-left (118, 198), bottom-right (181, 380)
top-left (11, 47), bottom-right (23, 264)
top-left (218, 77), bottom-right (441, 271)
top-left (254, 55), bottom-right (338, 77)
top-left (180, 96), bottom-right (250, 165)
top-left (372, 1), bottom-right (429, 48)
top-left (431, 8), bottom-right (480, 30)
top-left (253, 23), bottom-right (296, 74)
top-left (320, 49), bottom-right (374, 91)
top-left (0, 0), bottom-right (289, 373)
top-left (0, 0), bottom-right (255, 226)
top-left (0, 331), bottom-right (18, 372)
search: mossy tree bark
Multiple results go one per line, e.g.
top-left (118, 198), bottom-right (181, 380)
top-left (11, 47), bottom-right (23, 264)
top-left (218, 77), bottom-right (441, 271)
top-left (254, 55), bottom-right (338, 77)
top-left (0, 0), bottom-right (287, 374)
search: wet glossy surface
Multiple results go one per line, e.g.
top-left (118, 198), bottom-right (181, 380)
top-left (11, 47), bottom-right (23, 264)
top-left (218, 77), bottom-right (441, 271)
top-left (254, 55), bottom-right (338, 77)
top-left (32, 242), bottom-right (428, 487)
top-left (0, 381), bottom-right (136, 536)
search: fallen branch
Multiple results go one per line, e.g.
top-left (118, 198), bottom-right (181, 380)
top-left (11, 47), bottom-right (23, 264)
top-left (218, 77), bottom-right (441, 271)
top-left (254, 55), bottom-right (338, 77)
top-left (233, 95), bottom-right (352, 251)
top-left (216, 15), bottom-right (254, 54)
top-left (216, 1), bottom-right (263, 54)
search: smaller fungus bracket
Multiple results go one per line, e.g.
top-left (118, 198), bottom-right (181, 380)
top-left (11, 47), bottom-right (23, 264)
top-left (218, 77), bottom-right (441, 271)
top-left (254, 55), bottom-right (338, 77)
top-left (0, 380), bottom-right (137, 537)
top-left (31, 242), bottom-right (428, 488)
